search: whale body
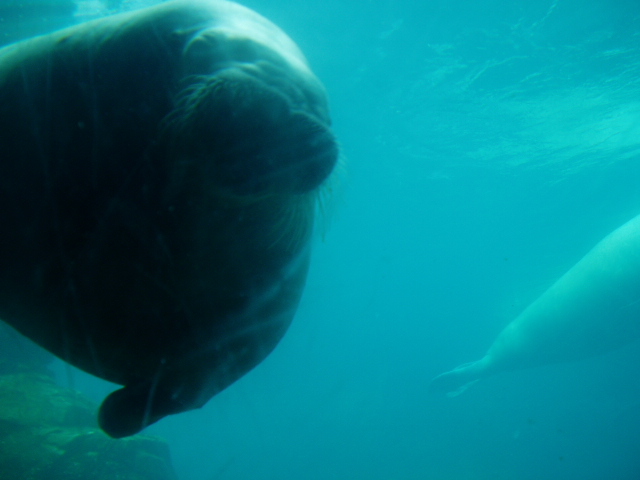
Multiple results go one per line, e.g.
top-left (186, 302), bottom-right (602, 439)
top-left (0, 0), bottom-right (337, 437)
top-left (430, 214), bottom-right (640, 396)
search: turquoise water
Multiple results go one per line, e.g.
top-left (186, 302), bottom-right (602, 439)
top-left (4, 0), bottom-right (640, 478)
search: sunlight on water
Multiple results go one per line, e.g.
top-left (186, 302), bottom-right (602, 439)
top-left (368, 6), bottom-right (640, 182)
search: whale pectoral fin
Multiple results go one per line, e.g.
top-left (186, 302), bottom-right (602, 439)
top-left (429, 360), bottom-right (484, 397)
top-left (445, 378), bottom-right (480, 398)
top-left (98, 382), bottom-right (187, 439)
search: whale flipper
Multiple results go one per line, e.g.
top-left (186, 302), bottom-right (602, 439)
top-left (98, 381), bottom-right (187, 439)
top-left (429, 360), bottom-right (485, 397)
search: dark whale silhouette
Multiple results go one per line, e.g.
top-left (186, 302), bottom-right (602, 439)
top-left (0, 0), bottom-right (338, 438)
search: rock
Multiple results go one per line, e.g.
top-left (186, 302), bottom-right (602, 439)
top-left (0, 372), bottom-right (178, 480)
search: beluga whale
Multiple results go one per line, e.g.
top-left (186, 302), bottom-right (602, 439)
top-left (430, 214), bottom-right (640, 396)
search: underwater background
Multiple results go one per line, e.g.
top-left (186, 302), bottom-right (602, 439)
top-left (2, 0), bottom-right (640, 478)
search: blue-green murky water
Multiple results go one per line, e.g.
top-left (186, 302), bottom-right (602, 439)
top-left (3, 0), bottom-right (640, 478)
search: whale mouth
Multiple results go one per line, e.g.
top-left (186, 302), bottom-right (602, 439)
top-left (212, 109), bottom-right (339, 196)
top-left (166, 69), bottom-right (338, 197)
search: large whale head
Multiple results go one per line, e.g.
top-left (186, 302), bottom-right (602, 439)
top-left (0, 0), bottom-right (339, 438)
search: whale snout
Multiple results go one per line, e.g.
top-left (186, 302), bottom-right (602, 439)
top-left (170, 69), bottom-right (338, 196)
top-left (214, 107), bottom-right (338, 196)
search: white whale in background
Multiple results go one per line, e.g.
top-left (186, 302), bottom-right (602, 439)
top-left (430, 214), bottom-right (640, 396)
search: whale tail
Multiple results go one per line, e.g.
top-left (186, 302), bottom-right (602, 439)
top-left (429, 359), bottom-right (486, 397)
